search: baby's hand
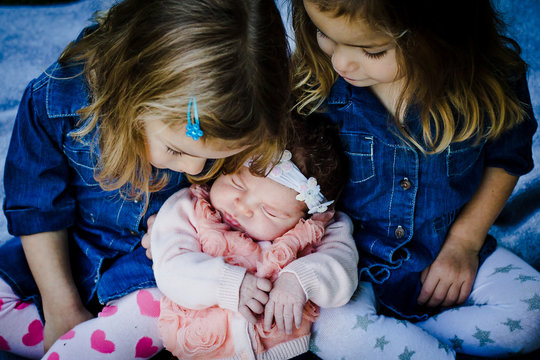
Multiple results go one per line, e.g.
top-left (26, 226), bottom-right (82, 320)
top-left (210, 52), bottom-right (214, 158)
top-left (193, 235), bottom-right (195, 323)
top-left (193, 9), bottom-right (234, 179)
top-left (238, 273), bottom-right (271, 324)
top-left (264, 272), bottom-right (306, 334)
top-left (141, 214), bottom-right (156, 260)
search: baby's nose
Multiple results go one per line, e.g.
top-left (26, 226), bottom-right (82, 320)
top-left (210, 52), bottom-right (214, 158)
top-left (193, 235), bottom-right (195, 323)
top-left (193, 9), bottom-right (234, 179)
top-left (234, 197), bottom-right (253, 218)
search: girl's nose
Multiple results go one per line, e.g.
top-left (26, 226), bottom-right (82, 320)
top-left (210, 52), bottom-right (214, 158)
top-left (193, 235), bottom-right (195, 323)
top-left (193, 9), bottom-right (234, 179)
top-left (234, 197), bottom-right (253, 218)
top-left (181, 157), bottom-right (206, 175)
top-left (331, 45), bottom-right (357, 74)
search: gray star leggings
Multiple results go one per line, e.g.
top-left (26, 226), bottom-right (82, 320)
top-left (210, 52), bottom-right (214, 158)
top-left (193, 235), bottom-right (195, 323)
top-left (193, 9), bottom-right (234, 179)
top-left (312, 247), bottom-right (540, 359)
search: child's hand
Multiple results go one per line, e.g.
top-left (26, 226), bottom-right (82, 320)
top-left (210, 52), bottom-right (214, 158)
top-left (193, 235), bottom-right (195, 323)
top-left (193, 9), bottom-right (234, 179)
top-left (141, 214), bottom-right (156, 260)
top-left (264, 272), bottom-right (306, 334)
top-left (417, 234), bottom-right (479, 307)
top-left (238, 273), bottom-right (272, 324)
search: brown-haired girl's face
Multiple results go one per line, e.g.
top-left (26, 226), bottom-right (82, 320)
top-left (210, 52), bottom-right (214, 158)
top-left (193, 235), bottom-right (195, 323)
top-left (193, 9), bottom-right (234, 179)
top-left (144, 119), bottom-right (248, 175)
top-left (304, 0), bottom-right (401, 91)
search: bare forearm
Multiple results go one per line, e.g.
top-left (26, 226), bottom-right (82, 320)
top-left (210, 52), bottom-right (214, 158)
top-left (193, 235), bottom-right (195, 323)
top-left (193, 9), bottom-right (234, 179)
top-left (21, 230), bottom-right (84, 313)
top-left (447, 167), bottom-right (518, 250)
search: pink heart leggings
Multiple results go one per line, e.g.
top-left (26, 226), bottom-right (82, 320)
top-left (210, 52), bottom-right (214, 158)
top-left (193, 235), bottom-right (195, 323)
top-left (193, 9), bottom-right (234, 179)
top-left (0, 278), bottom-right (163, 359)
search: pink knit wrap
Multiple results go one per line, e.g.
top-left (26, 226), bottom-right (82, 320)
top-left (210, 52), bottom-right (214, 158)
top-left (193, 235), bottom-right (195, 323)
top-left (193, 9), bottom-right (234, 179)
top-left (158, 185), bottom-right (330, 359)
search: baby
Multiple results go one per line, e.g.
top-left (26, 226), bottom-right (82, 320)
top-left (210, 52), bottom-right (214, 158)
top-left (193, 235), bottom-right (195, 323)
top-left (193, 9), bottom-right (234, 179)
top-left (150, 115), bottom-right (359, 359)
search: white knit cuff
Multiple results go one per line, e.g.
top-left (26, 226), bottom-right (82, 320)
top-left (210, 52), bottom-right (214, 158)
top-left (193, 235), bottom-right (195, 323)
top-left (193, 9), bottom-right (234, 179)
top-left (281, 260), bottom-right (319, 301)
top-left (218, 263), bottom-right (246, 311)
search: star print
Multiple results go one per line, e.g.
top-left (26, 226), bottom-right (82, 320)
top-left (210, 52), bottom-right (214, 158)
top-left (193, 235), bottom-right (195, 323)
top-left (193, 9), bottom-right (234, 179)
top-left (521, 293), bottom-right (540, 311)
top-left (515, 274), bottom-right (537, 283)
top-left (502, 318), bottom-right (523, 332)
top-left (396, 319), bottom-right (409, 327)
top-left (473, 326), bottom-right (495, 346)
top-left (353, 314), bottom-right (375, 331)
top-left (438, 339), bottom-right (451, 354)
top-left (374, 336), bottom-right (389, 351)
top-left (449, 335), bottom-right (464, 351)
top-left (398, 346), bottom-right (416, 360)
top-left (490, 264), bottom-right (521, 276)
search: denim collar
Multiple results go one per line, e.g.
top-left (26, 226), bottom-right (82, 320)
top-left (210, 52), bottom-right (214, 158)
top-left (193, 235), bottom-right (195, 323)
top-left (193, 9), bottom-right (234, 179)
top-left (46, 61), bottom-right (89, 118)
top-left (326, 77), bottom-right (351, 105)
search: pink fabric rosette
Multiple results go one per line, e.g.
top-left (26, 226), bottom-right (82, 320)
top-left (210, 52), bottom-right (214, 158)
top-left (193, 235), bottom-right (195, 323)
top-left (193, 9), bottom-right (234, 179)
top-left (159, 297), bottom-right (235, 359)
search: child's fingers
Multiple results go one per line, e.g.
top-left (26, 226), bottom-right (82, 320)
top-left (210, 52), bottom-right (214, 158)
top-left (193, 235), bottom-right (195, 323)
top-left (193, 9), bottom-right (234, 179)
top-left (273, 303), bottom-right (285, 333)
top-left (264, 300), bottom-right (275, 331)
top-left (293, 303), bottom-right (303, 329)
top-left (458, 279), bottom-right (473, 305)
top-left (283, 305), bottom-right (294, 334)
top-left (253, 289), bottom-right (269, 306)
top-left (239, 305), bottom-right (257, 324)
top-left (147, 214), bottom-right (156, 228)
top-left (442, 282), bottom-right (461, 307)
top-left (256, 278), bottom-right (272, 292)
top-left (417, 274), bottom-right (438, 304)
top-left (247, 298), bottom-right (264, 314)
top-left (426, 281), bottom-right (450, 307)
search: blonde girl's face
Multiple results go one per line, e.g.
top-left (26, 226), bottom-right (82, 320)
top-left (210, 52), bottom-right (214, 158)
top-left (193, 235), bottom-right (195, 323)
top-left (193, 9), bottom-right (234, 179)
top-left (209, 167), bottom-right (307, 241)
top-left (304, 1), bottom-right (401, 91)
top-left (144, 119), bottom-right (247, 175)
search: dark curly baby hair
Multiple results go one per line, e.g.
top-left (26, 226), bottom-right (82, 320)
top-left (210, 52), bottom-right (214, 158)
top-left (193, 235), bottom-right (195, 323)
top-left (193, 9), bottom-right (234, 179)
top-left (288, 112), bottom-right (349, 205)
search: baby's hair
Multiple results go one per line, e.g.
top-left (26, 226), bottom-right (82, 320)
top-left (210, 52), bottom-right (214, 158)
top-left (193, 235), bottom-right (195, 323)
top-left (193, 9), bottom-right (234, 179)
top-left (287, 112), bottom-right (349, 207)
top-left (292, 0), bottom-right (528, 153)
top-left (58, 0), bottom-right (291, 201)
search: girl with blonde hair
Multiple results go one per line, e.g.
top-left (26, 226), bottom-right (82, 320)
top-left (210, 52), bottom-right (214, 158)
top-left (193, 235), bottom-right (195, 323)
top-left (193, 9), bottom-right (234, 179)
top-left (291, 0), bottom-right (539, 358)
top-left (0, 0), bottom-right (291, 358)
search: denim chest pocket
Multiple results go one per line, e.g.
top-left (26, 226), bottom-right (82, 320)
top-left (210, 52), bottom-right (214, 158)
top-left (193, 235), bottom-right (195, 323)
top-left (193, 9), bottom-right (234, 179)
top-left (341, 133), bottom-right (375, 183)
top-left (63, 142), bottom-right (99, 187)
top-left (446, 139), bottom-right (485, 177)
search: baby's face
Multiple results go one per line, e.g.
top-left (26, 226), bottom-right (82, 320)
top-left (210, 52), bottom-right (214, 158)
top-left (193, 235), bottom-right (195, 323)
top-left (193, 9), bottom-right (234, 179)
top-left (209, 167), bottom-right (307, 241)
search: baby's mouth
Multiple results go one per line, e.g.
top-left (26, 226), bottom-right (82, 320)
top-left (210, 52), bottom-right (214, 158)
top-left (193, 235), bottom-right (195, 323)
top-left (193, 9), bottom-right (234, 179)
top-left (221, 211), bottom-right (242, 229)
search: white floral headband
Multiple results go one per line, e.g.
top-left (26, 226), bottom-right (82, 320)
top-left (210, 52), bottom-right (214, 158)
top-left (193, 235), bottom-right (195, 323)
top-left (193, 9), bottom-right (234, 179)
top-left (247, 150), bottom-right (334, 214)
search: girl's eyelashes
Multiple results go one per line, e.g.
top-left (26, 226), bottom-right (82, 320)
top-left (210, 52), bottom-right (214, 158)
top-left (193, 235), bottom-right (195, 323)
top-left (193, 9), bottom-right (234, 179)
top-left (316, 28), bottom-right (329, 39)
top-left (316, 28), bottom-right (388, 60)
top-left (166, 146), bottom-right (182, 156)
top-left (363, 50), bottom-right (387, 59)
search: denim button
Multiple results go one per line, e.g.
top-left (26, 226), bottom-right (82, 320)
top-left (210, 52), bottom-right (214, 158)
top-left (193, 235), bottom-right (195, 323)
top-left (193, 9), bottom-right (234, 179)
top-left (399, 178), bottom-right (412, 190)
top-left (130, 230), bottom-right (138, 236)
top-left (395, 225), bottom-right (405, 238)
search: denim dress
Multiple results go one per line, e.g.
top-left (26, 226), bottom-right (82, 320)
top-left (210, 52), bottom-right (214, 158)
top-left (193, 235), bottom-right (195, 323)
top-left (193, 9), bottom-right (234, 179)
top-left (326, 76), bottom-right (537, 321)
top-left (0, 60), bottom-right (189, 316)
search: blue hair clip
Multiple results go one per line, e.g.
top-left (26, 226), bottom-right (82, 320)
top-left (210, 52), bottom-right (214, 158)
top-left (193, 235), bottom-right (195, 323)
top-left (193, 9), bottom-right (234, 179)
top-left (186, 97), bottom-right (204, 141)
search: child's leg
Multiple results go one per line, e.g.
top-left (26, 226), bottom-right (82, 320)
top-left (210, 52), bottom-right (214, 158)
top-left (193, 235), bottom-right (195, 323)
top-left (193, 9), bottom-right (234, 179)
top-left (417, 246), bottom-right (540, 357)
top-left (0, 277), bottom-right (44, 359)
top-left (311, 281), bottom-right (456, 360)
top-left (43, 288), bottom-right (164, 360)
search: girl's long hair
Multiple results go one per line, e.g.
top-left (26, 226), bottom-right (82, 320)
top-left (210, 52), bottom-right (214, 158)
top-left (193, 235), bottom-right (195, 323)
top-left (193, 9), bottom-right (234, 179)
top-left (292, 0), bottom-right (528, 153)
top-left (59, 0), bottom-right (291, 202)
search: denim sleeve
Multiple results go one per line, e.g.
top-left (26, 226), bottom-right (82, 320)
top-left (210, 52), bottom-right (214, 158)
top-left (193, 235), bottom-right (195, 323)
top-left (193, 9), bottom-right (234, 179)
top-left (484, 74), bottom-right (538, 176)
top-left (3, 78), bottom-right (76, 236)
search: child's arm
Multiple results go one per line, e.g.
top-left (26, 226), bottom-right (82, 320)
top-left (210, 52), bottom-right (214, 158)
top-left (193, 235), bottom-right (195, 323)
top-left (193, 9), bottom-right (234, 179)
top-left (21, 230), bottom-right (93, 351)
top-left (417, 167), bottom-right (518, 307)
top-left (151, 189), bottom-right (270, 320)
top-left (264, 212), bottom-right (359, 332)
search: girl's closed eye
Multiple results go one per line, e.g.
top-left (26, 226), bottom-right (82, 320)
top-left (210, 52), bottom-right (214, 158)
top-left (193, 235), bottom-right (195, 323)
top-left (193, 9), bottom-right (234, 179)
top-left (166, 146), bottom-right (183, 156)
top-left (363, 50), bottom-right (387, 59)
top-left (316, 28), bottom-right (329, 39)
